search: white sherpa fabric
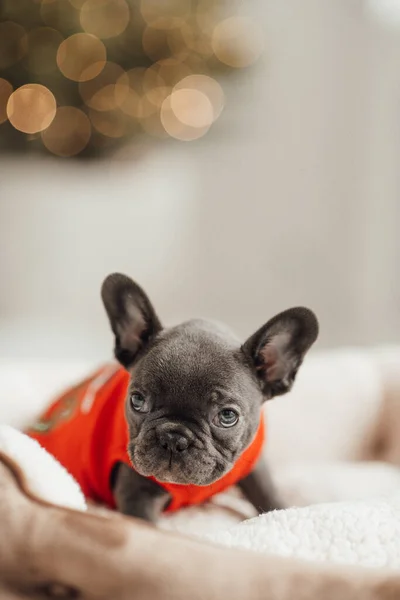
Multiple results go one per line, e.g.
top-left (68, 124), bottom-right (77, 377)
top-left (159, 460), bottom-right (400, 536)
top-left (204, 493), bottom-right (400, 570)
top-left (0, 424), bottom-right (86, 511)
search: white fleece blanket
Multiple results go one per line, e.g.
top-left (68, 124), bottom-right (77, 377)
top-left (1, 348), bottom-right (400, 570)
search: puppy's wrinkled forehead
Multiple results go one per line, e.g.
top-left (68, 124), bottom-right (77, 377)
top-left (133, 320), bottom-right (244, 396)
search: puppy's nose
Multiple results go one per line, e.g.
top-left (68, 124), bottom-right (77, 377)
top-left (159, 431), bottom-right (190, 454)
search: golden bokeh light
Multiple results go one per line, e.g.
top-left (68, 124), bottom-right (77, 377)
top-left (143, 59), bottom-right (192, 94)
top-left (80, 0), bottom-right (130, 40)
top-left (0, 79), bottom-right (14, 125)
top-left (57, 33), bottom-right (107, 82)
top-left (141, 65), bottom-right (165, 92)
top-left (145, 85), bottom-right (171, 108)
top-left (121, 92), bottom-right (157, 119)
top-left (142, 25), bottom-right (204, 64)
top-left (79, 62), bottom-right (129, 111)
top-left (120, 68), bottom-right (158, 119)
top-left (41, 106), bottom-right (91, 156)
top-left (24, 27), bottom-right (64, 74)
top-left (7, 84), bottom-right (57, 134)
top-left (170, 88), bottom-right (213, 128)
top-left (160, 93), bottom-right (211, 141)
top-left (212, 17), bottom-right (264, 68)
top-left (0, 0), bottom-right (253, 154)
top-left (170, 23), bottom-right (213, 59)
top-left (119, 88), bottom-right (140, 117)
top-left (140, 0), bottom-right (191, 30)
top-left (174, 74), bottom-right (224, 121)
top-left (0, 22), bottom-right (28, 69)
top-left (130, 64), bottom-right (170, 109)
top-left (89, 108), bottom-right (127, 138)
top-left (122, 67), bottom-right (148, 93)
top-left (196, 0), bottom-right (223, 33)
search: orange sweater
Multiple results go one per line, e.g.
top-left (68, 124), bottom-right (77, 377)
top-left (26, 365), bottom-right (265, 512)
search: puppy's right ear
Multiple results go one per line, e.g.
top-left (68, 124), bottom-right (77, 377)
top-left (101, 273), bottom-right (162, 369)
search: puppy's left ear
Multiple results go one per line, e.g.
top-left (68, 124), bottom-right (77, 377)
top-left (242, 307), bottom-right (318, 399)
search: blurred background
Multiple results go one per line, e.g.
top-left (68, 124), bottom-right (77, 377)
top-left (1, 0), bottom-right (400, 362)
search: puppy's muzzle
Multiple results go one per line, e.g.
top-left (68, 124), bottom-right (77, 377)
top-left (156, 423), bottom-right (194, 455)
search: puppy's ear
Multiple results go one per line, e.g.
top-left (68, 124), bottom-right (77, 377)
top-left (242, 307), bottom-right (318, 399)
top-left (101, 273), bottom-right (162, 369)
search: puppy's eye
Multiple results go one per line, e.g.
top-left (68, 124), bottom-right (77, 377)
top-left (130, 392), bottom-right (148, 413)
top-left (216, 409), bottom-right (239, 428)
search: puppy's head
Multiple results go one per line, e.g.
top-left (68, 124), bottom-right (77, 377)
top-left (102, 273), bottom-right (318, 486)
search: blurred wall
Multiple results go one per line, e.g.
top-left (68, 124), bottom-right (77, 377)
top-left (1, 0), bottom-right (400, 361)
top-left (192, 0), bottom-right (400, 346)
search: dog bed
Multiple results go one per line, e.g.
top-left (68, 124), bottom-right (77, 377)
top-left (1, 347), bottom-right (400, 598)
top-left (1, 424), bottom-right (400, 600)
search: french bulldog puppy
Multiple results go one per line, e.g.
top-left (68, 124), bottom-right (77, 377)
top-left (102, 273), bottom-right (319, 521)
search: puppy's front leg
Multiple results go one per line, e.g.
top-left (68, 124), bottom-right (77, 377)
top-left (112, 462), bottom-right (171, 522)
top-left (238, 455), bottom-right (283, 514)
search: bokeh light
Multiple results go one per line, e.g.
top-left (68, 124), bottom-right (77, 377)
top-left (145, 78), bottom-right (171, 109)
top-left (7, 84), bottom-right (57, 134)
top-left (172, 23), bottom-right (213, 59)
top-left (196, 0), bottom-right (225, 34)
top-left (170, 88), bottom-right (213, 128)
top-left (89, 108), bottom-right (127, 138)
top-left (0, 22), bottom-right (28, 69)
top-left (79, 62), bottom-right (129, 111)
top-left (80, 0), bottom-right (130, 39)
top-left (120, 67), bottom-right (159, 119)
top-left (141, 0), bottom-right (191, 30)
top-left (160, 92), bottom-right (212, 141)
top-left (123, 93), bottom-right (157, 119)
top-left (174, 74), bottom-right (224, 121)
top-left (0, 79), bottom-right (13, 125)
top-left (0, 1), bottom-right (262, 157)
top-left (41, 106), bottom-right (91, 156)
top-left (212, 17), bottom-right (264, 68)
top-left (57, 33), bottom-right (107, 82)
top-left (144, 59), bottom-right (193, 93)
